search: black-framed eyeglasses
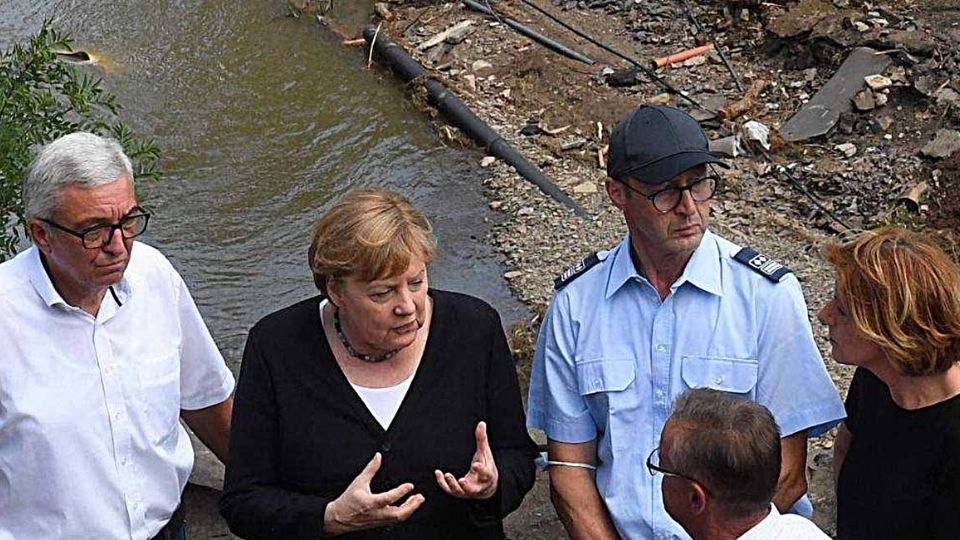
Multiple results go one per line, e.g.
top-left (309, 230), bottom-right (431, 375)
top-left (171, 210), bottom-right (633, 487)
top-left (618, 168), bottom-right (720, 213)
top-left (646, 447), bottom-right (710, 493)
top-left (41, 208), bottom-right (151, 249)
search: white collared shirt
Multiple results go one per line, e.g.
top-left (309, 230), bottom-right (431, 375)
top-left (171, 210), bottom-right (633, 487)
top-left (738, 504), bottom-right (831, 539)
top-left (0, 242), bottom-right (235, 540)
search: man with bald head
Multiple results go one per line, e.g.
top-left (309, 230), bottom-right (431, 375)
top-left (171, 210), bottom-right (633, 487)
top-left (0, 132), bottom-right (235, 539)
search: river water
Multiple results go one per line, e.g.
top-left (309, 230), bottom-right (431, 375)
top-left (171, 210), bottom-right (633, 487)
top-left (2, 0), bottom-right (526, 369)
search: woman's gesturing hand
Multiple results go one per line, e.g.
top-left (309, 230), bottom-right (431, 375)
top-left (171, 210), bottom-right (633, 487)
top-left (434, 421), bottom-right (499, 500)
top-left (323, 452), bottom-right (425, 536)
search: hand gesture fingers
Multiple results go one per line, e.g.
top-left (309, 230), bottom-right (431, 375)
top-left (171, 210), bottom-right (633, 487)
top-left (325, 452), bottom-right (425, 535)
top-left (435, 470), bottom-right (468, 497)
top-left (352, 452), bottom-right (383, 488)
top-left (369, 481), bottom-right (415, 507)
top-left (434, 421), bottom-right (499, 500)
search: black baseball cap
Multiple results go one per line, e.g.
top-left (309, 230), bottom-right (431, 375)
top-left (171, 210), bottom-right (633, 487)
top-left (607, 105), bottom-right (728, 185)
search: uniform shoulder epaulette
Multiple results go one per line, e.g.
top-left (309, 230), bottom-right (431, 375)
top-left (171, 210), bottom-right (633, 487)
top-left (733, 247), bottom-right (792, 283)
top-left (554, 252), bottom-right (602, 290)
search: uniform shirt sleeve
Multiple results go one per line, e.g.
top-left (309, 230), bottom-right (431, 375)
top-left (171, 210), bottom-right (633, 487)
top-left (755, 275), bottom-right (845, 437)
top-left (174, 273), bottom-right (235, 410)
top-left (526, 292), bottom-right (597, 443)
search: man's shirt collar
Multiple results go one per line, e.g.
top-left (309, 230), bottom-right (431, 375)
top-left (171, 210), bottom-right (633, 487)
top-left (605, 230), bottom-right (723, 298)
top-left (26, 246), bottom-right (132, 311)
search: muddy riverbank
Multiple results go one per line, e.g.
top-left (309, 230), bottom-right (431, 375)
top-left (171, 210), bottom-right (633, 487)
top-left (357, 0), bottom-right (960, 537)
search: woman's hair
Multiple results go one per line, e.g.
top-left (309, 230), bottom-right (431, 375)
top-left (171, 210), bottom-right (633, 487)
top-left (826, 227), bottom-right (960, 376)
top-left (308, 188), bottom-right (436, 295)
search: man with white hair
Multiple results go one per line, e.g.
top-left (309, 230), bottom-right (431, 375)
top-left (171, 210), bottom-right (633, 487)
top-left (0, 132), bottom-right (235, 540)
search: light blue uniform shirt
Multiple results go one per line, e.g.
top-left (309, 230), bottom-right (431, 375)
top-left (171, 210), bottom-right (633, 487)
top-left (527, 231), bottom-right (845, 540)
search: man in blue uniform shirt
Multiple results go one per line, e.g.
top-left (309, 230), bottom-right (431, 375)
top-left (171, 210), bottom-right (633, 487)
top-left (526, 105), bottom-right (845, 540)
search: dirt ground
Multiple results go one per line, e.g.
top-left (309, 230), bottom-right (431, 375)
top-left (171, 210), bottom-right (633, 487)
top-left (189, 0), bottom-right (959, 538)
top-left (368, 0), bottom-right (958, 538)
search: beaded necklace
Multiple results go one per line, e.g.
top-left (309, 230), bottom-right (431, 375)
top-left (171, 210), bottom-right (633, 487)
top-left (333, 308), bottom-right (399, 363)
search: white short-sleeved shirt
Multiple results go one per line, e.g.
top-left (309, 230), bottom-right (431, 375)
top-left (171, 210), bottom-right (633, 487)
top-left (739, 504), bottom-right (831, 539)
top-left (527, 231), bottom-right (845, 540)
top-left (0, 243), bottom-right (235, 540)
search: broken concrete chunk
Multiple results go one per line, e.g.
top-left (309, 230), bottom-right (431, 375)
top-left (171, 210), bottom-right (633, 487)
top-left (853, 90), bottom-right (876, 111)
top-left (875, 92), bottom-right (889, 107)
top-left (864, 74), bottom-right (892, 90)
top-left (647, 93), bottom-right (672, 106)
top-left (935, 87), bottom-right (960, 106)
top-left (836, 142), bottom-right (858, 157)
top-left (878, 116), bottom-right (894, 131)
top-left (920, 129), bottom-right (960, 159)
top-left (780, 47), bottom-right (891, 142)
top-left (480, 156), bottom-right (497, 167)
top-left (463, 74), bottom-right (477, 93)
top-left (881, 30), bottom-right (938, 56)
top-left (914, 75), bottom-right (942, 96)
top-left (573, 181), bottom-right (599, 194)
top-left (768, 0), bottom-right (836, 39)
top-left (471, 59), bottom-right (493, 74)
top-left (682, 56), bottom-right (707, 67)
top-left (854, 21), bottom-right (871, 32)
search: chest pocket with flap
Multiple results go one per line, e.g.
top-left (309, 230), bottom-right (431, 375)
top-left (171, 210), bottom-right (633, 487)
top-left (681, 355), bottom-right (759, 396)
top-left (576, 358), bottom-right (635, 395)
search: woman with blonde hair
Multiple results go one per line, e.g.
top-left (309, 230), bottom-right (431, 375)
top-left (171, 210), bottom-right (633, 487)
top-left (818, 227), bottom-right (960, 539)
top-left (221, 188), bottom-right (537, 539)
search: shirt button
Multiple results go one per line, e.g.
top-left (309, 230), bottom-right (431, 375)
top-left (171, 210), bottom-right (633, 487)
top-left (593, 379), bottom-right (602, 387)
top-left (381, 442), bottom-right (391, 453)
top-left (655, 390), bottom-right (666, 399)
top-left (121, 457), bottom-right (129, 466)
top-left (714, 375), bottom-right (725, 385)
top-left (114, 411), bottom-right (122, 420)
top-left (655, 344), bottom-right (666, 353)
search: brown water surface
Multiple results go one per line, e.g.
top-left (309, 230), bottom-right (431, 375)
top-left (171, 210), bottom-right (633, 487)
top-left (1, 0), bottom-right (526, 368)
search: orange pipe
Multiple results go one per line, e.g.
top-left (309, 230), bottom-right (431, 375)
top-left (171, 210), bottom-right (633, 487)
top-left (654, 43), bottom-right (715, 68)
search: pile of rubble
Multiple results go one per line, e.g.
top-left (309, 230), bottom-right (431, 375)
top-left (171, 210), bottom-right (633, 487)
top-left (362, 0), bottom-right (958, 534)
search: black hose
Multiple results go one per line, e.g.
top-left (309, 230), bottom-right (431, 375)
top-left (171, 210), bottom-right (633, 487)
top-left (517, 0), bottom-right (712, 113)
top-left (461, 0), bottom-right (595, 65)
top-left (363, 25), bottom-right (588, 218)
top-left (677, 0), bottom-right (744, 92)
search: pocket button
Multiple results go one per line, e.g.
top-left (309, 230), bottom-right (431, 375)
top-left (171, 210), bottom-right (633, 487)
top-left (714, 375), bottom-right (725, 385)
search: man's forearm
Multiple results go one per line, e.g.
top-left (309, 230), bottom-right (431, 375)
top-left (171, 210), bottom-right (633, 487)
top-left (549, 468), bottom-right (620, 540)
top-left (773, 430), bottom-right (808, 512)
top-left (181, 397), bottom-right (234, 464)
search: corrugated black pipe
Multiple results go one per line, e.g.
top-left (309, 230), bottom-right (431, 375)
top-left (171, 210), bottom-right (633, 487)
top-left (363, 25), bottom-right (588, 218)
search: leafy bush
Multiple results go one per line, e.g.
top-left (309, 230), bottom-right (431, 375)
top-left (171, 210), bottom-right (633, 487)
top-left (0, 20), bottom-right (161, 260)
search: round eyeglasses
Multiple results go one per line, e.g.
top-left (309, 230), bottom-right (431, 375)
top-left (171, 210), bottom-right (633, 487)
top-left (618, 169), bottom-right (720, 213)
top-left (41, 209), bottom-right (151, 249)
top-left (646, 447), bottom-right (710, 493)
